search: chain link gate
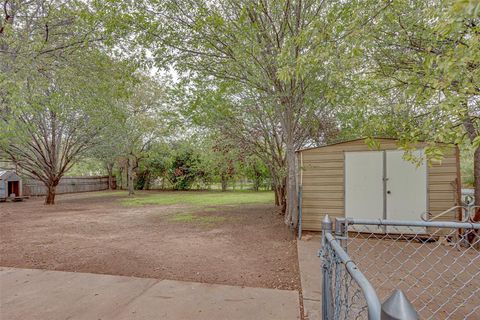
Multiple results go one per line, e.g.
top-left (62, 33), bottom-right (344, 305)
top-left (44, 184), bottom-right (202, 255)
top-left (320, 215), bottom-right (480, 320)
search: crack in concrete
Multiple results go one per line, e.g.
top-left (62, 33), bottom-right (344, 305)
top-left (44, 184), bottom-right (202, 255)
top-left (97, 279), bottom-right (160, 319)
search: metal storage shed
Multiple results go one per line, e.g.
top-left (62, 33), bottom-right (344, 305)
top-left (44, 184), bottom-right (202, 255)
top-left (0, 170), bottom-right (23, 200)
top-left (296, 138), bottom-right (461, 231)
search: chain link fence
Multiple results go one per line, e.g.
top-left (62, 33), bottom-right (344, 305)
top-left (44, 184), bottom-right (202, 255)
top-left (321, 229), bottom-right (380, 320)
top-left (321, 216), bottom-right (480, 320)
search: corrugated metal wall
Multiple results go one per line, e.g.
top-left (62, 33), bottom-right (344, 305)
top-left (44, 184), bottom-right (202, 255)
top-left (298, 139), bottom-right (460, 231)
top-left (23, 176), bottom-right (112, 196)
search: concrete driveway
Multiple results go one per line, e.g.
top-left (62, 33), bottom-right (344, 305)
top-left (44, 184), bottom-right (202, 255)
top-left (0, 268), bottom-right (300, 320)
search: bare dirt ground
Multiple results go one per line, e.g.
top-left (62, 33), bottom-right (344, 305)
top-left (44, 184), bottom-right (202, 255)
top-left (0, 191), bottom-right (300, 290)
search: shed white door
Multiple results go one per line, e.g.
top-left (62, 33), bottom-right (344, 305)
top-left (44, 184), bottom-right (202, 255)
top-left (386, 150), bottom-right (427, 233)
top-left (345, 152), bottom-right (384, 223)
top-left (345, 150), bottom-right (427, 234)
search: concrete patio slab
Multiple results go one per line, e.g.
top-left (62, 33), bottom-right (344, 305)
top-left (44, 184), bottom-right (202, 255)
top-left (0, 268), bottom-right (300, 320)
top-left (297, 236), bottom-right (322, 320)
top-left (114, 279), bottom-right (298, 320)
top-left (303, 299), bottom-right (321, 320)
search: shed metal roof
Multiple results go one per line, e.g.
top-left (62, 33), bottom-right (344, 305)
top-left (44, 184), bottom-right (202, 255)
top-left (295, 137), bottom-right (454, 153)
top-left (295, 137), bottom-right (393, 153)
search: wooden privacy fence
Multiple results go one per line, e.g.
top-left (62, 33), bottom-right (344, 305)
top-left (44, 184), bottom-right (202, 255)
top-left (23, 176), bottom-right (113, 196)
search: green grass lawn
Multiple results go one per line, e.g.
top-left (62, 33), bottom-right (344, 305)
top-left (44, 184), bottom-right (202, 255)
top-left (120, 190), bottom-right (274, 207)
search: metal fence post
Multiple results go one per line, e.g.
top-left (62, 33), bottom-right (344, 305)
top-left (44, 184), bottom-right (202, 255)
top-left (298, 186), bottom-right (303, 239)
top-left (335, 217), bottom-right (346, 237)
top-left (335, 217), bottom-right (347, 251)
top-left (321, 214), bottom-right (333, 320)
top-left (381, 290), bottom-right (418, 320)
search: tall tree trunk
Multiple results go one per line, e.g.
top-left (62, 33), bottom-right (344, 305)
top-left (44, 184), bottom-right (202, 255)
top-left (253, 176), bottom-right (260, 192)
top-left (118, 167), bottom-right (123, 190)
top-left (275, 185), bottom-right (286, 212)
top-left (106, 162), bottom-right (114, 190)
top-left (463, 118), bottom-right (479, 245)
top-left (253, 167), bottom-right (261, 192)
top-left (127, 158), bottom-right (134, 196)
top-left (465, 145), bottom-right (480, 246)
top-left (464, 117), bottom-right (480, 219)
top-left (44, 180), bottom-right (59, 205)
top-left (284, 136), bottom-right (298, 228)
top-left (274, 185), bottom-right (279, 205)
top-left (124, 162), bottom-right (128, 190)
top-left (144, 173), bottom-right (151, 190)
top-left (221, 173), bottom-right (228, 192)
top-left (473, 146), bottom-right (480, 221)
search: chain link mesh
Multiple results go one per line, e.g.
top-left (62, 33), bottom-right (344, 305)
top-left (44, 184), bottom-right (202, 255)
top-left (322, 220), bottom-right (480, 320)
top-left (322, 237), bottom-right (370, 320)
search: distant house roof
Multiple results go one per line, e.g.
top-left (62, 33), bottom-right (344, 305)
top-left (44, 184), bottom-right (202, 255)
top-left (0, 170), bottom-right (21, 180)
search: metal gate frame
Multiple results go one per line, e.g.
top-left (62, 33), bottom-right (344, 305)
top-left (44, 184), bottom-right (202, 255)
top-left (321, 215), bottom-right (480, 320)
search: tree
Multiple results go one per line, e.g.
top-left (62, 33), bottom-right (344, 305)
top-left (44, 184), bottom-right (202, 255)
top-left (117, 76), bottom-right (167, 195)
top-left (0, 50), bottom-right (133, 204)
top-left (90, 114), bottom-right (129, 190)
top-left (0, 0), bottom-right (138, 204)
top-left (167, 142), bottom-right (202, 190)
top-left (135, 142), bottom-right (171, 190)
top-left (242, 155), bottom-right (270, 192)
top-left (141, 0), bottom-right (363, 227)
top-left (357, 0), bottom-right (480, 216)
top-left (200, 135), bottom-right (241, 192)
top-left (175, 77), bottom-right (337, 211)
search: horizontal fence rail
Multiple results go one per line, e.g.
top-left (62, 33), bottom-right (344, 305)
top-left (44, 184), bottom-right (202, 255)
top-left (323, 217), bottom-right (480, 320)
top-left (23, 176), bottom-right (113, 196)
top-left (337, 217), bottom-right (480, 230)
